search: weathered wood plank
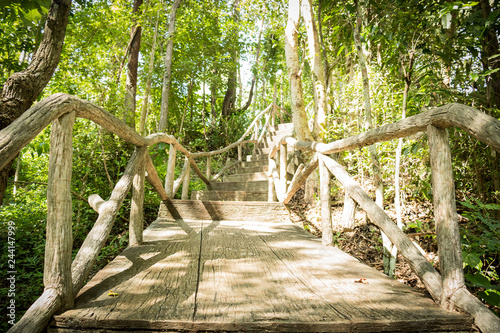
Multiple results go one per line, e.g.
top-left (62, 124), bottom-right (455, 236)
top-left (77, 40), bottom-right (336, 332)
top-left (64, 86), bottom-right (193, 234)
top-left (52, 219), bottom-right (472, 333)
top-left (54, 220), bottom-right (202, 329)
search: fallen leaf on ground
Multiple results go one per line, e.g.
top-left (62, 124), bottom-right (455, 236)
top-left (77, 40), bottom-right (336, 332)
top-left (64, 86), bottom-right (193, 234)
top-left (108, 290), bottom-right (119, 297)
top-left (354, 278), bottom-right (368, 284)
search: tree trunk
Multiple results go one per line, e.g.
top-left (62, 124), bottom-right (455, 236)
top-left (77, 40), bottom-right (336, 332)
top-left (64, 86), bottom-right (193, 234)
top-left (285, 0), bottom-right (313, 142)
top-left (139, 11), bottom-right (160, 135)
top-left (353, 0), bottom-right (386, 272)
top-left (158, 0), bottom-right (182, 133)
top-left (222, 0), bottom-right (240, 118)
top-left (123, 0), bottom-right (143, 130)
top-left (178, 79), bottom-right (194, 137)
top-left (392, 53), bottom-right (414, 276)
top-left (0, 0), bottom-right (72, 204)
top-left (301, 0), bottom-right (327, 142)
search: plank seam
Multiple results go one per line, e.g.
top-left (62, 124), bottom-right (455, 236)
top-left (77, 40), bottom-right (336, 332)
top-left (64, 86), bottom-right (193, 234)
top-left (192, 221), bottom-right (204, 321)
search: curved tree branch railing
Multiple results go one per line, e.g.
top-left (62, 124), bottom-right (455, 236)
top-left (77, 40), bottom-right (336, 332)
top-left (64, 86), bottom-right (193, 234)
top-left (267, 103), bottom-right (500, 333)
top-left (0, 93), bottom-right (278, 333)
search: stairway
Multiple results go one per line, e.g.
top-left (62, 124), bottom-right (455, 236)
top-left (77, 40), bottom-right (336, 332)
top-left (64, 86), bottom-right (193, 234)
top-left (157, 123), bottom-right (293, 223)
top-left (191, 122), bottom-right (293, 202)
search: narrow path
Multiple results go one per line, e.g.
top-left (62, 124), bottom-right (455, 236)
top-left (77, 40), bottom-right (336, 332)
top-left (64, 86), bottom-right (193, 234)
top-left (50, 218), bottom-right (472, 332)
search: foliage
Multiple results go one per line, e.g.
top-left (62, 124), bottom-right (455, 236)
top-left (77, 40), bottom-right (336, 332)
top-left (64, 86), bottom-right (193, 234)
top-left (460, 198), bottom-right (500, 309)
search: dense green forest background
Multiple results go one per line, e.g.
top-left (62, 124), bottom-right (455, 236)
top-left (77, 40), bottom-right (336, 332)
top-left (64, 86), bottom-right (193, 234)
top-left (1, 0), bottom-right (499, 327)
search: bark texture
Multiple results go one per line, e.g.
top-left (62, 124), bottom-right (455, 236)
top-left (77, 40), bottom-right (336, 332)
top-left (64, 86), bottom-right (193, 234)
top-left (0, 0), bottom-right (72, 204)
top-left (123, 0), bottom-right (144, 130)
top-left (301, 0), bottom-right (327, 141)
top-left (284, 0), bottom-right (314, 141)
top-left (158, 0), bottom-right (182, 133)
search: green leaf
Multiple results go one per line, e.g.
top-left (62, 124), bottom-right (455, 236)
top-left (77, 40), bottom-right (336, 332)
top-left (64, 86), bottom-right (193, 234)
top-left (465, 273), bottom-right (491, 288)
top-left (478, 290), bottom-right (500, 307)
top-left (463, 253), bottom-right (482, 270)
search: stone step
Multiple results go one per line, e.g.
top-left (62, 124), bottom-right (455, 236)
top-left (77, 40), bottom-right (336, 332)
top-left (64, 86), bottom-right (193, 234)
top-left (246, 154), bottom-right (268, 162)
top-left (225, 171), bottom-right (268, 182)
top-left (158, 199), bottom-right (289, 222)
top-left (240, 159), bottom-right (267, 168)
top-left (191, 190), bottom-right (267, 202)
top-left (211, 180), bottom-right (268, 192)
top-left (236, 164), bottom-right (268, 174)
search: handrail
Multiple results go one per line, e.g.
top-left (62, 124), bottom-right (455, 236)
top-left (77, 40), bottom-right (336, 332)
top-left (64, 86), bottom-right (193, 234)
top-left (266, 103), bottom-right (500, 333)
top-left (0, 93), bottom-right (278, 333)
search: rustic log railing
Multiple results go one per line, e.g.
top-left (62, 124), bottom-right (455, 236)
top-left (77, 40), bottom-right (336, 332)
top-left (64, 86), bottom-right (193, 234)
top-left (0, 93), bottom-right (283, 333)
top-left (267, 103), bottom-right (500, 333)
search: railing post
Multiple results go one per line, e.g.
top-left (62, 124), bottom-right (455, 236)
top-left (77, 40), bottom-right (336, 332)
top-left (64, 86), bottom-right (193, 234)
top-left (341, 192), bottom-right (356, 231)
top-left (45, 111), bottom-right (76, 310)
top-left (206, 156), bottom-right (212, 181)
top-left (318, 154), bottom-right (333, 246)
top-left (428, 125), bottom-right (465, 309)
top-left (182, 157), bottom-right (190, 199)
top-left (268, 156), bottom-right (278, 202)
top-left (280, 142), bottom-right (287, 193)
top-left (238, 143), bottom-right (242, 161)
top-left (129, 148), bottom-right (147, 246)
top-left (165, 144), bottom-right (177, 197)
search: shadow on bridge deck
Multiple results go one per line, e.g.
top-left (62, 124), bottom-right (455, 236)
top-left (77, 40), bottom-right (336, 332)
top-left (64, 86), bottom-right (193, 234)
top-left (49, 218), bottom-right (472, 332)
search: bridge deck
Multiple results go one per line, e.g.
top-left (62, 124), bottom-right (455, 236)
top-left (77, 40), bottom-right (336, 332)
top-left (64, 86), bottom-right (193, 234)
top-left (50, 219), bottom-right (472, 332)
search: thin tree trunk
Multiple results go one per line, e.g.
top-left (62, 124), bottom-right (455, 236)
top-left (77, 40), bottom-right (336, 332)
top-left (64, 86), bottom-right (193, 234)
top-left (123, 0), bottom-right (144, 130)
top-left (178, 79), bottom-right (194, 137)
top-left (301, 0), bottom-right (327, 142)
top-left (158, 0), bottom-right (182, 133)
top-left (221, 0), bottom-right (240, 118)
top-left (353, 0), bottom-right (386, 270)
top-left (236, 13), bottom-right (265, 113)
top-left (0, 0), bottom-right (72, 204)
top-left (285, 0), bottom-right (313, 142)
top-left (139, 11), bottom-right (160, 135)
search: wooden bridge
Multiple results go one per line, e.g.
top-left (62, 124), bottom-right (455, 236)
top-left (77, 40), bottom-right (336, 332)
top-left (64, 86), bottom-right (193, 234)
top-left (1, 94), bottom-right (500, 332)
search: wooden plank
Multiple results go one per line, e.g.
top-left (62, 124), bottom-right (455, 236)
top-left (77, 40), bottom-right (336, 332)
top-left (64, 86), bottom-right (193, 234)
top-left (53, 220), bottom-right (203, 330)
top-left (52, 219), bottom-right (472, 332)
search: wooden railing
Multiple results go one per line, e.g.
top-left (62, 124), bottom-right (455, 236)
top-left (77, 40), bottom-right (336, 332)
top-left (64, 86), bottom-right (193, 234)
top-left (267, 103), bottom-right (500, 333)
top-left (0, 93), bottom-right (284, 333)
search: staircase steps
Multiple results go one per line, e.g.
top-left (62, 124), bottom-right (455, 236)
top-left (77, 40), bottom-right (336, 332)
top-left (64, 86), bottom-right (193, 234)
top-left (187, 123), bottom-right (293, 203)
top-left (158, 199), bottom-right (289, 222)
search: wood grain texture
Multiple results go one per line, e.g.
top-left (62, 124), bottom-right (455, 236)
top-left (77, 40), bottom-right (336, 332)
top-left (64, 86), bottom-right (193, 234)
top-left (427, 125), bottom-right (464, 308)
top-left (50, 219), bottom-right (472, 332)
top-left (130, 148), bottom-right (147, 246)
top-left (319, 155), bottom-right (333, 245)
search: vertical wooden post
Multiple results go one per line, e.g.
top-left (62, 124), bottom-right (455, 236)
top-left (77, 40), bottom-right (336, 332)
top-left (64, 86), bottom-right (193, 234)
top-left (319, 154), bottom-right (333, 246)
top-left (45, 111), bottom-right (75, 310)
top-left (181, 157), bottom-right (190, 199)
top-left (206, 156), bottom-right (212, 181)
top-left (165, 144), bottom-right (176, 197)
top-left (280, 143), bottom-right (287, 194)
top-left (238, 143), bottom-right (242, 161)
top-left (268, 157), bottom-right (277, 202)
top-left (428, 125), bottom-right (465, 309)
top-left (129, 147), bottom-right (147, 246)
top-left (341, 192), bottom-right (356, 231)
